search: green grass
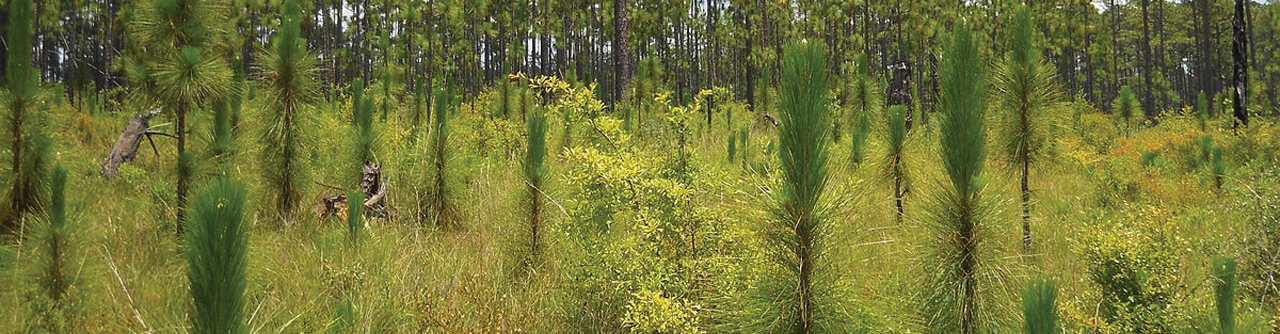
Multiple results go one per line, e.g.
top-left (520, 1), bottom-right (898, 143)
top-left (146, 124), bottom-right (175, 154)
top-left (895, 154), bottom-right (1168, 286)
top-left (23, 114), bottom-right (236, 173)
top-left (0, 71), bottom-right (1276, 333)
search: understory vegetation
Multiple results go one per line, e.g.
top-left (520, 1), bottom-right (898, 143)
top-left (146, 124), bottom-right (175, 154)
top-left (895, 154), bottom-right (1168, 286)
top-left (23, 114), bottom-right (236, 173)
top-left (2, 0), bottom-right (1280, 333)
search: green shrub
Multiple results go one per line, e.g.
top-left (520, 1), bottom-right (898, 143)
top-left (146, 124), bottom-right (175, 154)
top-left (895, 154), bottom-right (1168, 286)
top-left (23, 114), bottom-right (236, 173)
top-left (728, 131), bottom-right (737, 163)
top-left (1075, 207), bottom-right (1187, 333)
top-left (185, 177), bottom-right (248, 334)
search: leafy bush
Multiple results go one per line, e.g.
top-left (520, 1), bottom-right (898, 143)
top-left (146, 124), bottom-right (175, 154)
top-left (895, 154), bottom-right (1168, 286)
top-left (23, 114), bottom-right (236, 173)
top-left (1074, 206), bottom-right (1189, 333)
top-left (1234, 167), bottom-right (1280, 306)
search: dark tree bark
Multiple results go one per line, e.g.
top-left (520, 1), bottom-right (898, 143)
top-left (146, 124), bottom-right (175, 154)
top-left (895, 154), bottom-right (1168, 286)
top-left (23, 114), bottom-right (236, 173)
top-left (1232, 0), bottom-right (1248, 129)
top-left (612, 0), bottom-right (629, 108)
top-left (1197, 0), bottom-right (1215, 99)
top-left (1141, 0), bottom-right (1155, 118)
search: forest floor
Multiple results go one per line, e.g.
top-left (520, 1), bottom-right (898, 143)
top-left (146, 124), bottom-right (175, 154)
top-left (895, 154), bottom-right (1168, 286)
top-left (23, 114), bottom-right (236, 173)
top-left (1, 86), bottom-right (1278, 333)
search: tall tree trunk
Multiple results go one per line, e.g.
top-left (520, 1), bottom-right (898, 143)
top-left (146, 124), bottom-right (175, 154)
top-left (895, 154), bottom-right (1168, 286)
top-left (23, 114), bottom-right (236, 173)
top-left (1141, 0), bottom-right (1154, 118)
top-left (612, 0), bottom-right (628, 108)
top-left (1232, 0), bottom-right (1248, 129)
top-left (1198, 0), bottom-right (1215, 99)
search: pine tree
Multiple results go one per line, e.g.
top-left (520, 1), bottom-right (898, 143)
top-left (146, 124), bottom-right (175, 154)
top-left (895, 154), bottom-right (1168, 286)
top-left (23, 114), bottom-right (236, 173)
top-left (884, 105), bottom-right (909, 224)
top-left (1022, 279), bottom-right (1058, 334)
top-left (347, 190), bottom-right (364, 243)
top-left (1114, 86), bottom-right (1139, 132)
top-left (424, 85), bottom-right (458, 228)
top-left (352, 92), bottom-right (377, 183)
top-left (133, 0), bottom-right (234, 229)
top-left (521, 105), bottom-right (549, 263)
top-left (748, 41), bottom-right (841, 333)
top-left (922, 25), bottom-right (1011, 334)
top-left (848, 53), bottom-right (880, 167)
top-left (30, 166), bottom-right (82, 332)
top-left (185, 177), bottom-right (248, 334)
top-left (261, 0), bottom-right (318, 216)
top-left (1213, 257), bottom-right (1236, 334)
top-left (996, 5), bottom-right (1058, 251)
top-left (5, 0), bottom-right (50, 227)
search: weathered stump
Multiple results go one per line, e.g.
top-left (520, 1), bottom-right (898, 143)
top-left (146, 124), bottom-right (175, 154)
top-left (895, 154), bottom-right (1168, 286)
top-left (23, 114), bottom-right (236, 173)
top-left (101, 109), bottom-right (163, 178)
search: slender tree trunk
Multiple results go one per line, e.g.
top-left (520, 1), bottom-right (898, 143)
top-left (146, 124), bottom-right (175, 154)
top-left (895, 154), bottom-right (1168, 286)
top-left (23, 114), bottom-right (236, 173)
top-left (1021, 159), bottom-right (1031, 251)
top-left (1141, 0), bottom-right (1155, 118)
top-left (177, 101), bottom-right (189, 232)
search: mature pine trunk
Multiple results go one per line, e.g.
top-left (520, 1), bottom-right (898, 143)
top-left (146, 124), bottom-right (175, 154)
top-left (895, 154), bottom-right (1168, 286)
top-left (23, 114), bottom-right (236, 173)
top-left (1141, 0), bottom-right (1155, 119)
top-left (1198, 0), bottom-right (1215, 99)
top-left (612, 0), bottom-right (628, 108)
top-left (1232, 0), bottom-right (1248, 129)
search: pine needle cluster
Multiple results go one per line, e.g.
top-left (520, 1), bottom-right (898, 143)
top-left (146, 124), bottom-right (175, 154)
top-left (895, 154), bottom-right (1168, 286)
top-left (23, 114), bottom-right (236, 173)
top-left (185, 177), bottom-right (248, 334)
top-left (848, 53), bottom-right (879, 167)
top-left (1022, 279), bottom-right (1058, 334)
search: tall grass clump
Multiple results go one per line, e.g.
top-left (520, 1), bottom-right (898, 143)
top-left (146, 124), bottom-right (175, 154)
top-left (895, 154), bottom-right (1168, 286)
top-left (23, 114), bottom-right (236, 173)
top-left (996, 5), bottom-right (1057, 250)
top-left (1022, 278), bottom-right (1058, 334)
top-left (848, 53), bottom-right (880, 167)
top-left (884, 105), bottom-right (909, 224)
top-left (260, 0), bottom-right (318, 217)
top-left (1114, 86), bottom-right (1139, 133)
top-left (921, 24), bottom-right (1012, 334)
top-left (1213, 257), bottom-right (1236, 334)
top-left (424, 85), bottom-right (459, 228)
top-left (5, 0), bottom-right (49, 228)
top-left (185, 177), bottom-right (248, 334)
top-left (744, 41), bottom-right (845, 333)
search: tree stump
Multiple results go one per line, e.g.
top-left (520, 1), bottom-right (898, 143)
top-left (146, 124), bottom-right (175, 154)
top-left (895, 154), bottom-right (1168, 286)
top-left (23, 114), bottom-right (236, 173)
top-left (101, 109), bottom-right (163, 178)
